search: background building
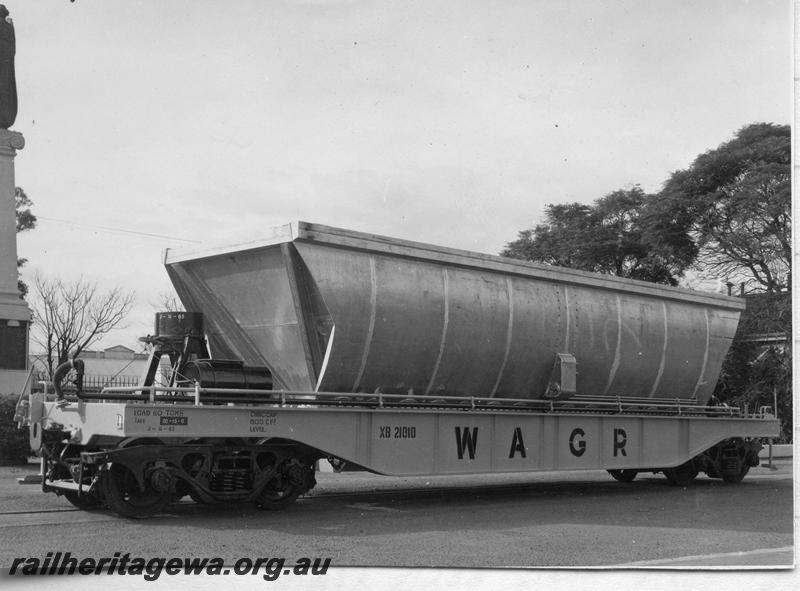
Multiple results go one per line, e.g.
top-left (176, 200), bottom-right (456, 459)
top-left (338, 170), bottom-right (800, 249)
top-left (29, 345), bottom-right (165, 392)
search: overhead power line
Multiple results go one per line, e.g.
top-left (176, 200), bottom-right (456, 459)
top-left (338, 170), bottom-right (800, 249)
top-left (37, 216), bottom-right (202, 244)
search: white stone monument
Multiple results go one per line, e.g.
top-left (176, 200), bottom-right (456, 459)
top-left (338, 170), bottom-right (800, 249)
top-left (0, 129), bottom-right (28, 394)
top-left (0, 4), bottom-right (29, 395)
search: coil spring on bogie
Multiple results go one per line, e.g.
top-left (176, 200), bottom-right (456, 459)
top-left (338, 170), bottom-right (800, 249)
top-left (210, 470), bottom-right (252, 492)
top-left (209, 455), bottom-right (253, 492)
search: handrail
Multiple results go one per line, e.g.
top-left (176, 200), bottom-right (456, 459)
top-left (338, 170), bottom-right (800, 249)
top-left (65, 385), bottom-right (753, 418)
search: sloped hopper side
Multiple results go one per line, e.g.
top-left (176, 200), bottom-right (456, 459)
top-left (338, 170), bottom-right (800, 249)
top-left (165, 223), bottom-right (743, 404)
top-left (166, 243), bottom-right (330, 391)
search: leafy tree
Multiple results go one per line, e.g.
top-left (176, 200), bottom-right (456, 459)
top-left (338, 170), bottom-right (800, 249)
top-left (714, 292), bottom-right (792, 442)
top-left (658, 122), bottom-right (790, 293)
top-left (502, 202), bottom-right (595, 268)
top-left (503, 122), bottom-right (791, 439)
top-left (30, 274), bottom-right (135, 378)
top-left (502, 187), bottom-right (693, 285)
top-left (14, 187), bottom-right (35, 298)
top-left (505, 123), bottom-right (790, 293)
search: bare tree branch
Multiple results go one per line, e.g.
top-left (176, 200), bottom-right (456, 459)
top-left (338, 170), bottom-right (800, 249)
top-left (30, 273), bottom-right (135, 379)
top-left (155, 291), bottom-right (185, 313)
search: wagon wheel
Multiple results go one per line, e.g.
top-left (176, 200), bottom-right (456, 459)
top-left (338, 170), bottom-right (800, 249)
top-left (101, 463), bottom-right (172, 518)
top-left (607, 469), bottom-right (638, 483)
top-left (254, 460), bottom-right (315, 510)
top-left (254, 478), bottom-right (304, 510)
top-left (62, 490), bottom-right (104, 510)
top-left (663, 461), bottom-right (699, 486)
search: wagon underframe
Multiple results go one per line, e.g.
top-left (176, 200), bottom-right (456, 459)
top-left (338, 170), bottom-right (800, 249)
top-left (28, 389), bottom-right (778, 518)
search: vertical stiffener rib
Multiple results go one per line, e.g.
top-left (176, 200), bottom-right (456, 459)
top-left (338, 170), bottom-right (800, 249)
top-left (164, 221), bottom-right (743, 404)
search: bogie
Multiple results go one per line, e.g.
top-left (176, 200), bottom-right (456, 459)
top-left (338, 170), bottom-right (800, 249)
top-left (40, 438), bottom-right (320, 517)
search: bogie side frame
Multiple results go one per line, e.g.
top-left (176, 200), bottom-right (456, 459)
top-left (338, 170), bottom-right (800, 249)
top-left (21, 386), bottom-right (779, 518)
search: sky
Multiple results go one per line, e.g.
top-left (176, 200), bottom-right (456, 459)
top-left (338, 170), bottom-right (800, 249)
top-left (9, 0), bottom-right (793, 351)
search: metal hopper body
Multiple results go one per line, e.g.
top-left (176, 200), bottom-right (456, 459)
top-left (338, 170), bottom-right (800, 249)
top-left (164, 222), bottom-right (743, 405)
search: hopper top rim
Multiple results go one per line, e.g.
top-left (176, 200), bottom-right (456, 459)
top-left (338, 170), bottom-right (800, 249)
top-left (163, 220), bottom-right (746, 311)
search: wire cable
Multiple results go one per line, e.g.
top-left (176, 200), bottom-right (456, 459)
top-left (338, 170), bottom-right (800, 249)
top-left (37, 216), bottom-right (202, 243)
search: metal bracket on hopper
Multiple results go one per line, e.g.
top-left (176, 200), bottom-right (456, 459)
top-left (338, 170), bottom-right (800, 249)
top-left (544, 353), bottom-right (577, 399)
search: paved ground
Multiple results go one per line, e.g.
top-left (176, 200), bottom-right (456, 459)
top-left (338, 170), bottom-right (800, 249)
top-left (0, 459), bottom-right (793, 572)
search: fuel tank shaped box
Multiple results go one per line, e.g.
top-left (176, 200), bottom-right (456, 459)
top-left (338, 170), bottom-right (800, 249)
top-left (164, 222), bottom-right (744, 405)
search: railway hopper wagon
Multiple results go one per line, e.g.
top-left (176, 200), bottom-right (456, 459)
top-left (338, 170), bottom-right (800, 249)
top-left (18, 222), bottom-right (779, 517)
